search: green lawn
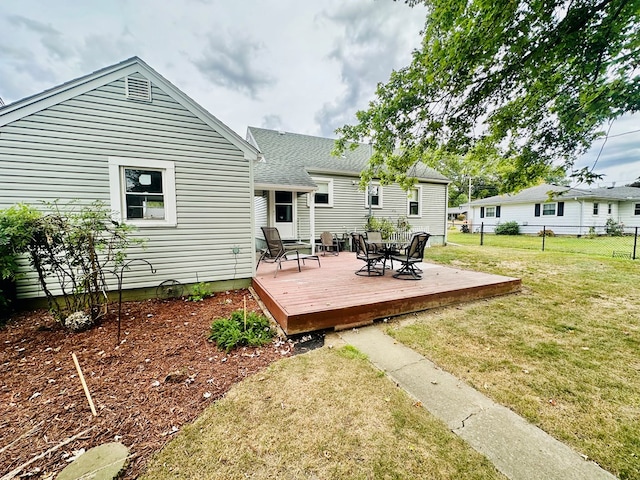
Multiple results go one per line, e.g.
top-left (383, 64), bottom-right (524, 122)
top-left (448, 229), bottom-right (638, 258)
top-left (141, 347), bottom-right (504, 479)
top-left (141, 242), bottom-right (639, 479)
top-left (389, 243), bottom-right (640, 479)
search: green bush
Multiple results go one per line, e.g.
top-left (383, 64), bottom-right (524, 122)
top-left (0, 204), bottom-right (42, 313)
top-left (364, 216), bottom-right (396, 240)
top-left (208, 310), bottom-right (274, 352)
top-left (605, 218), bottom-right (624, 236)
top-left (188, 282), bottom-right (211, 302)
top-left (495, 221), bottom-right (520, 235)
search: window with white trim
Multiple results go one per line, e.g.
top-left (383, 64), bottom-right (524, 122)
top-left (365, 183), bottom-right (382, 208)
top-left (635, 203), bottom-right (640, 215)
top-left (608, 203), bottom-right (612, 214)
top-left (108, 157), bottom-right (177, 226)
top-left (485, 206), bottom-right (496, 218)
top-left (407, 187), bottom-right (422, 217)
top-left (593, 202), bottom-right (599, 215)
top-left (543, 203), bottom-right (556, 215)
top-left (311, 177), bottom-right (333, 207)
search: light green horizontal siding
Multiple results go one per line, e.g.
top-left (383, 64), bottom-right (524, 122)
top-left (1, 77), bottom-right (253, 298)
top-left (295, 175), bottom-right (447, 243)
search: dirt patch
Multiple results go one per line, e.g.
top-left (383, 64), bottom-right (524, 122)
top-left (0, 290), bottom-right (292, 479)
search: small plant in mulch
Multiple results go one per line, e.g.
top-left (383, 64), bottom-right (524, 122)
top-left (188, 282), bottom-right (212, 302)
top-left (208, 310), bottom-right (274, 353)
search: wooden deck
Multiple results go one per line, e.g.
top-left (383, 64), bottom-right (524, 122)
top-left (252, 253), bottom-right (521, 335)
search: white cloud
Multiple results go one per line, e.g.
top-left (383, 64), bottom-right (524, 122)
top-left (0, 0), bottom-right (637, 183)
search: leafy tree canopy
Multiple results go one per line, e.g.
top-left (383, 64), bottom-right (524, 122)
top-left (335, 0), bottom-right (640, 193)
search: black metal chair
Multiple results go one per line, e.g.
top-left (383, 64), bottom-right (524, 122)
top-left (353, 233), bottom-right (385, 276)
top-left (390, 232), bottom-right (430, 280)
top-left (259, 227), bottom-right (320, 277)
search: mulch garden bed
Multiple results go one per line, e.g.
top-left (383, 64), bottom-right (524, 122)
top-left (0, 290), bottom-right (294, 479)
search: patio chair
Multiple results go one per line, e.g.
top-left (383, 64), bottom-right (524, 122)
top-left (259, 227), bottom-right (320, 277)
top-left (365, 231), bottom-right (384, 253)
top-left (320, 231), bottom-right (340, 256)
top-left (390, 232), bottom-right (430, 280)
top-left (353, 233), bottom-right (386, 276)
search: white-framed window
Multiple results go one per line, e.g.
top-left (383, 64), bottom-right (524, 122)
top-left (635, 203), bottom-right (640, 215)
top-left (485, 206), bottom-right (496, 218)
top-left (543, 203), bottom-right (556, 216)
top-left (608, 203), bottom-right (612, 214)
top-left (365, 183), bottom-right (382, 209)
top-left (310, 177), bottom-right (333, 207)
top-left (407, 186), bottom-right (422, 217)
top-left (108, 157), bottom-right (177, 227)
top-left (593, 202), bottom-right (599, 215)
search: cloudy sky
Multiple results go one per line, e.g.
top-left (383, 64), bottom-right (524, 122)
top-left (1, 0), bottom-right (638, 186)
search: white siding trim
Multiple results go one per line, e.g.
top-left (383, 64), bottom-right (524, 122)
top-left (309, 176), bottom-right (334, 207)
top-left (365, 182), bottom-right (383, 209)
top-left (407, 185), bottom-right (423, 218)
top-left (108, 156), bottom-right (177, 227)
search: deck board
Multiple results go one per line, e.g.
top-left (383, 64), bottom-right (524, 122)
top-left (252, 253), bottom-right (521, 334)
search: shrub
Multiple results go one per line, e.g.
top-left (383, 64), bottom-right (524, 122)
top-left (364, 216), bottom-right (396, 240)
top-left (460, 223), bottom-right (470, 233)
top-left (208, 310), bottom-right (274, 352)
top-left (0, 204), bottom-right (41, 312)
top-left (396, 215), bottom-right (412, 233)
top-left (188, 282), bottom-right (212, 302)
top-left (24, 201), bottom-right (140, 323)
top-left (605, 218), bottom-right (624, 236)
top-left (538, 229), bottom-right (555, 237)
top-left (495, 221), bottom-right (519, 235)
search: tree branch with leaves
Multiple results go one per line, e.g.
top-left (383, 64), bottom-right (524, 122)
top-left (336, 0), bottom-right (640, 193)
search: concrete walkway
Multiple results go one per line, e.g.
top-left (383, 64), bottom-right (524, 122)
top-left (335, 326), bottom-right (617, 480)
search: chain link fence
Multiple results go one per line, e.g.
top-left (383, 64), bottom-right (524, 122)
top-left (454, 223), bottom-right (640, 259)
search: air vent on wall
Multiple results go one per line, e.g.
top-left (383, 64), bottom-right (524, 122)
top-left (125, 76), bottom-right (151, 102)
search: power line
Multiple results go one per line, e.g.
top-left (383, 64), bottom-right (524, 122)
top-left (607, 128), bottom-right (640, 139)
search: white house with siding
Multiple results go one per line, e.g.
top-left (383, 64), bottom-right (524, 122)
top-left (468, 183), bottom-right (640, 235)
top-left (247, 127), bottom-right (451, 248)
top-left (0, 57), bottom-right (261, 300)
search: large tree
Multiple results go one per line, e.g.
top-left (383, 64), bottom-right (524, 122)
top-left (336, 0), bottom-right (640, 192)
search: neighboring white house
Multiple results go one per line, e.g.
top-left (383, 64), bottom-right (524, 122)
top-left (247, 127), bottom-right (451, 247)
top-left (468, 183), bottom-right (640, 235)
top-left (0, 57), bottom-right (261, 300)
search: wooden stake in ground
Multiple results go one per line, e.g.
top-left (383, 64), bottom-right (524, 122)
top-left (72, 352), bottom-right (97, 416)
top-left (243, 295), bottom-right (247, 330)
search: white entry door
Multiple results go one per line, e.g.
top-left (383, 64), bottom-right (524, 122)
top-left (273, 190), bottom-right (295, 239)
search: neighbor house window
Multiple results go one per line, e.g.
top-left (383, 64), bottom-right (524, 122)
top-left (365, 183), bottom-right (382, 208)
top-left (635, 203), bottom-right (640, 215)
top-left (479, 205), bottom-right (500, 218)
top-left (535, 202), bottom-right (564, 217)
top-left (593, 203), bottom-right (599, 215)
top-left (608, 203), bottom-right (612, 214)
top-left (543, 203), bottom-right (556, 216)
top-left (407, 187), bottom-right (422, 216)
top-left (109, 157), bottom-right (177, 226)
top-left (310, 177), bottom-right (333, 207)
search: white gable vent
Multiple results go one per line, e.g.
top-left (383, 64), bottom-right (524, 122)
top-left (125, 76), bottom-right (151, 102)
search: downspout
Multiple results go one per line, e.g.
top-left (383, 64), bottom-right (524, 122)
top-left (578, 198), bottom-right (583, 236)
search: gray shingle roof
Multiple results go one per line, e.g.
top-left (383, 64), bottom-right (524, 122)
top-left (248, 127), bottom-right (449, 189)
top-left (470, 183), bottom-right (640, 206)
